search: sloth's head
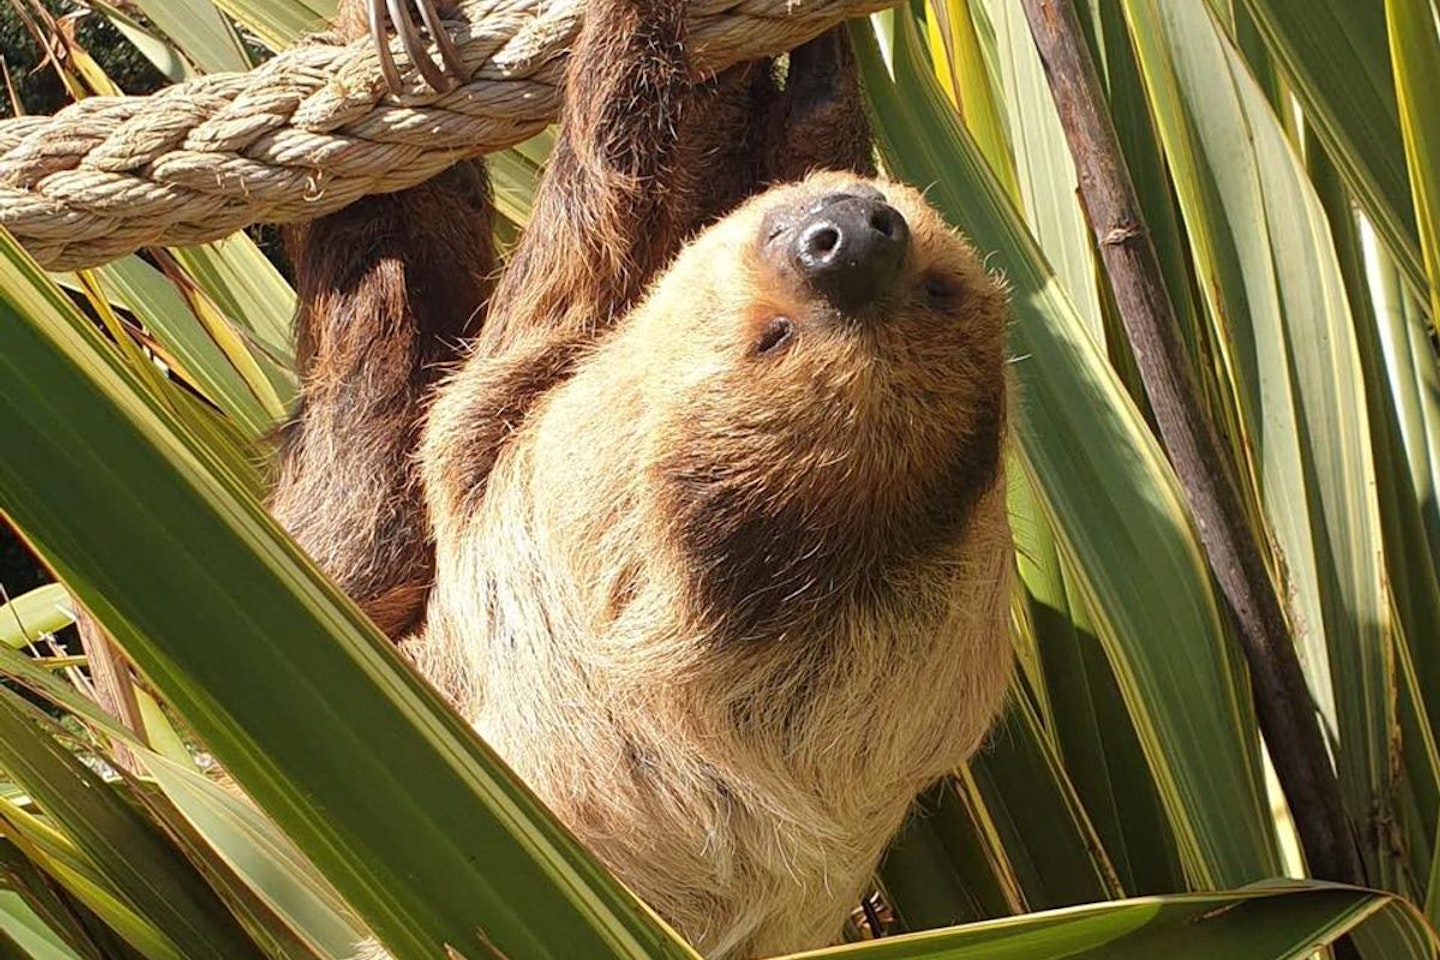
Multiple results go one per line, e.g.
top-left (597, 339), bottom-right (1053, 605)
top-left (592, 171), bottom-right (1012, 634)
top-left (530, 172), bottom-right (1009, 646)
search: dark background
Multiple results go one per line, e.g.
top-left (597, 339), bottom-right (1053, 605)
top-left (3, 2), bottom-right (181, 595)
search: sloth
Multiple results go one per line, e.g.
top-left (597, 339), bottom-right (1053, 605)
top-left (270, 0), bottom-right (1015, 956)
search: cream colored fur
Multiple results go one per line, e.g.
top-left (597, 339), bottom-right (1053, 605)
top-left (393, 175), bottom-right (1015, 958)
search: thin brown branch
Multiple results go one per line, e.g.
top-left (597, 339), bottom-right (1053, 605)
top-left (1018, 0), bottom-right (1364, 885)
top-left (74, 605), bottom-right (145, 774)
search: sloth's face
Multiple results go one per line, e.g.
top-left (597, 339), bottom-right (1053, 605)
top-left (623, 170), bottom-right (1007, 489)
top-left (587, 171), bottom-right (1011, 631)
top-left (741, 176), bottom-right (988, 359)
top-left (626, 171), bottom-right (1006, 419)
top-left (671, 172), bottom-right (1003, 367)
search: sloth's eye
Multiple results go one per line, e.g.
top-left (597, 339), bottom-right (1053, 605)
top-left (755, 317), bottom-right (795, 355)
top-left (923, 273), bottom-right (959, 304)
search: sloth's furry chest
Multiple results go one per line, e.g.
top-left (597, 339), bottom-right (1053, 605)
top-left (401, 478), bottom-right (1014, 958)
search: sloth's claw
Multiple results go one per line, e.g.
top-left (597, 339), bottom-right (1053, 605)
top-left (414, 0), bottom-right (467, 79)
top-left (366, 0), bottom-right (403, 94)
top-left (367, 0), bottom-right (463, 94)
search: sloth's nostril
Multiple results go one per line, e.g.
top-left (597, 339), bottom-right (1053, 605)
top-left (870, 207), bottom-right (902, 239)
top-left (803, 225), bottom-right (840, 257)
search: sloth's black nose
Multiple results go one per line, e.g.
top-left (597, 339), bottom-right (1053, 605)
top-left (791, 193), bottom-right (909, 310)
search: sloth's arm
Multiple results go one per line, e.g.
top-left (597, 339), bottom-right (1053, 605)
top-left (415, 4), bottom-right (879, 530)
top-left (269, 1), bottom-right (496, 639)
top-left (420, 0), bottom-right (698, 524)
top-left (474, 0), bottom-right (695, 355)
top-left (764, 29), bottom-right (877, 182)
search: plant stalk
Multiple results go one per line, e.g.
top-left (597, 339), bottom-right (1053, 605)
top-left (1018, 0), bottom-right (1364, 885)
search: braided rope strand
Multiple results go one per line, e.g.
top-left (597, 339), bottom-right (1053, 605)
top-left (0, 0), bottom-right (892, 270)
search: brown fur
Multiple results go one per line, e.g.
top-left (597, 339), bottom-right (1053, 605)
top-left (274, 0), bottom-right (1014, 956)
top-left (272, 161), bottom-right (495, 637)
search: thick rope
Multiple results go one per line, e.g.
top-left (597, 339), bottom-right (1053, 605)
top-left (0, 0), bottom-right (893, 271)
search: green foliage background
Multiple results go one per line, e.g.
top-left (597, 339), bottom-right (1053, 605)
top-left (3, 1), bottom-right (1440, 958)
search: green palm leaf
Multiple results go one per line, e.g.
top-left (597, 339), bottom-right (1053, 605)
top-left (5, 0), bottom-right (1440, 957)
top-left (855, 9), bottom-right (1280, 890)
